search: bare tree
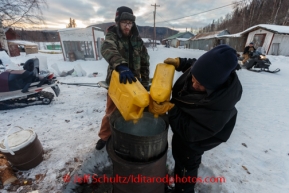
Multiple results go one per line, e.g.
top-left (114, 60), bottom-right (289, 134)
top-left (204, 0), bottom-right (289, 34)
top-left (273, 0), bottom-right (282, 24)
top-left (0, 0), bottom-right (47, 27)
top-left (270, 0), bottom-right (278, 24)
top-left (283, 7), bottom-right (289, 25)
top-left (256, 0), bottom-right (264, 23)
top-left (231, 0), bottom-right (250, 31)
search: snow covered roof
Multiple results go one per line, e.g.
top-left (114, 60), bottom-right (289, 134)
top-left (58, 28), bottom-right (86, 32)
top-left (240, 24), bottom-right (289, 35)
top-left (190, 30), bottom-right (230, 40)
top-left (7, 40), bottom-right (37, 45)
top-left (142, 38), bottom-right (151, 43)
top-left (164, 32), bottom-right (194, 40)
top-left (58, 26), bottom-right (103, 32)
top-left (86, 24), bottom-right (107, 29)
top-left (141, 38), bottom-right (160, 43)
top-left (188, 25), bottom-right (289, 40)
top-left (176, 38), bottom-right (189, 41)
top-left (217, 32), bottom-right (242, 38)
top-left (92, 26), bottom-right (102, 30)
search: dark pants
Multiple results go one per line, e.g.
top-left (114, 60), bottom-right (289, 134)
top-left (98, 94), bottom-right (117, 141)
top-left (172, 134), bottom-right (224, 193)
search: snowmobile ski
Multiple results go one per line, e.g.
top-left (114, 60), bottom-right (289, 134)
top-left (247, 68), bottom-right (280, 73)
top-left (262, 68), bottom-right (280, 73)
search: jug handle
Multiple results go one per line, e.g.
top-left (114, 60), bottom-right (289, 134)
top-left (134, 107), bottom-right (145, 119)
top-left (4, 126), bottom-right (24, 155)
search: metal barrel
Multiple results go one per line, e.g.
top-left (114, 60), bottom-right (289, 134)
top-left (106, 137), bottom-right (167, 193)
top-left (111, 112), bottom-right (168, 162)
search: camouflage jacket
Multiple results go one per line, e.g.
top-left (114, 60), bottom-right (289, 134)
top-left (101, 25), bottom-right (150, 87)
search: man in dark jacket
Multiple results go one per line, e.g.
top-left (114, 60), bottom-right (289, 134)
top-left (149, 45), bottom-right (242, 192)
top-left (243, 42), bottom-right (256, 55)
top-left (242, 42), bottom-right (256, 63)
top-left (95, 6), bottom-right (150, 150)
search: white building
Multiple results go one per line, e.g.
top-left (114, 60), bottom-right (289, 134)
top-left (240, 24), bottom-right (289, 56)
top-left (58, 27), bottom-right (104, 61)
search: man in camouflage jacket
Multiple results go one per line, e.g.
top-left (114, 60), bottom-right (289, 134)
top-left (95, 6), bottom-right (150, 150)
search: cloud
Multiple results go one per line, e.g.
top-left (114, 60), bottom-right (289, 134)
top-left (39, 0), bottom-right (235, 30)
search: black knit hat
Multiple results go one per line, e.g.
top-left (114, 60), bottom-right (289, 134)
top-left (190, 44), bottom-right (238, 90)
top-left (115, 6), bottom-right (136, 22)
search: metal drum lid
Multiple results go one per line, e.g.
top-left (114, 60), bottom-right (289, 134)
top-left (0, 130), bottom-right (36, 153)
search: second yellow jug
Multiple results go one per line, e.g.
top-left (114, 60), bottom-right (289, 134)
top-left (150, 63), bottom-right (175, 103)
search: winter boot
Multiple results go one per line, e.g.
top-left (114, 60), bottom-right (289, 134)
top-left (95, 139), bottom-right (107, 150)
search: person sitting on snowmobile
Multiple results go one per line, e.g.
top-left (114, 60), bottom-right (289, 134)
top-left (242, 42), bottom-right (256, 64)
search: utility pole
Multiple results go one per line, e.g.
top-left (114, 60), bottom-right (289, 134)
top-left (151, 3), bottom-right (160, 48)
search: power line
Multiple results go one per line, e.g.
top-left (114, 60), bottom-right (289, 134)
top-left (156, 1), bottom-right (243, 24)
top-left (156, 12), bottom-right (174, 28)
top-left (139, 11), bottom-right (153, 21)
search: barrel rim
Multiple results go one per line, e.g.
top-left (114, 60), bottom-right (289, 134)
top-left (113, 112), bottom-right (167, 138)
top-left (0, 130), bottom-right (37, 153)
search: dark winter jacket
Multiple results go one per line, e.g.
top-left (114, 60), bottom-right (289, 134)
top-left (243, 46), bottom-right (256, 55)
top-left (101, 25), bottom-right (150, 87)
top-left (168, 63), bottom-right (243, 143)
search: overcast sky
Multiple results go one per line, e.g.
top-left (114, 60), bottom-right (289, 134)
top-left (39, 0), bottom-right (237, 32)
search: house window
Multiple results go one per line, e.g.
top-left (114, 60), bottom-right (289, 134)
top-left (253, 34), bottom-right (266, 48)
top-left (63, 41), bottom-right (94, 59)
top-left (272, 43), bottom-right (279, 55)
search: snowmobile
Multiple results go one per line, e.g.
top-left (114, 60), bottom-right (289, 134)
top-left (240, 48), bottom-right (280, 73)
top-left (0, 58), bottom-right (60, 110)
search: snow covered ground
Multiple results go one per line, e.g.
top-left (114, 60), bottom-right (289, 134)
top-left (0, 46), bottom-right (289, 193)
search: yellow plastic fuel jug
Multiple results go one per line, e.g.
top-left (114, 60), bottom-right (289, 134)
top-left (108, 70), bottom-right (150, 121)
top-left (150, 63), bottom-right (175, 103)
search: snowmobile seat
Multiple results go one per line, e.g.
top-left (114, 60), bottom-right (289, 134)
top-left (246, 55), bottom-right (270, 70)
top-left (23, 58), bottom-right (40, 78)
top-left (7, 70), bottom-right (37, 92)
top-left (0, 71), bottom-right (9, 92)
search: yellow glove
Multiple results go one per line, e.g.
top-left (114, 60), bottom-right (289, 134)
top-left (164, 58), bottom-right (180, 69)
top-left (149, 97), bottom-right (175, 115)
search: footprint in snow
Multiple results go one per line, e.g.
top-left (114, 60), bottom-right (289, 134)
top-left (195, 163), bottom-right (228, 193)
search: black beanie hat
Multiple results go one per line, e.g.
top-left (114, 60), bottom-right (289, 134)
top-left (190, 44), bottom-right (238, 90)
top-left (115, 6), bottom-right (136, 22)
